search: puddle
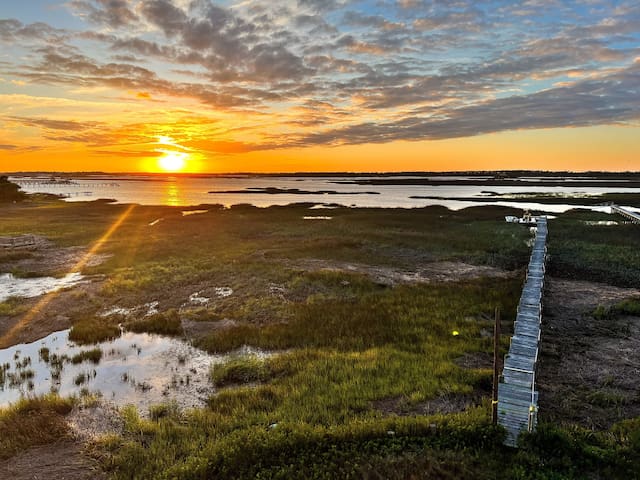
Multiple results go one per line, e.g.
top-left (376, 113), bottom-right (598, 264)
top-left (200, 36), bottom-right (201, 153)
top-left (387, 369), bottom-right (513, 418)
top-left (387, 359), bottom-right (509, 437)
top-left (309, 204), bottom-right (341, 210)
top-left (583, 220), bottom-right (620, 226)
top-left (100, 306), bottom-right (135, 317)
top-left (214, 287), bottom-right (233, 298)
top-left (0, 330), bottom-right (268, 413)
top-left (0, 272), bottom-right (86, 303)
top-left (100, 301), bottom-right (160, 318)
top-left (188, 292), bottom-right (210, 305)
top-left (303, 216), bottom-right (333, 220)
top-left (182, 210), bottom-right (208, 216)
top-left (144, 301), bottom-right (159, 316)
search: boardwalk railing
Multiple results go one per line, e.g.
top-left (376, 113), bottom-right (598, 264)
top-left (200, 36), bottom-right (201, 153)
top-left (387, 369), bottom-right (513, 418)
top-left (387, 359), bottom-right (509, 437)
top-left (498, 217), bottom-right (548, 447)
top-left (611, 205), bottom-right (640, 224)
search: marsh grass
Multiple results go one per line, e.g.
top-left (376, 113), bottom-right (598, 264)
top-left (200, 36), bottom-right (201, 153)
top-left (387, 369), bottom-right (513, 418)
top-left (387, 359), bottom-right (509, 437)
top-left (0, 296), bottom-right (29, 317)
top-left (69, 318), bottom-right (121, 345)
top-left (70, 348), bottom-right (103, 364)
top-left (126, 309), bottom-right (183, 335)
top-left (197, 278), bottom-right (519, 354)
top-left (4, 199), bottom-right (639, 478)
top-left (100, 278), bottom-right (524, 478)
top-left (210, 355), bottom-right (273, 387)
top-left (548, 211), bottom-right (640, 287)
top-left (592, 297), bottom-right (640, 320)
top-left (0, 395), bottom-right (74, 460)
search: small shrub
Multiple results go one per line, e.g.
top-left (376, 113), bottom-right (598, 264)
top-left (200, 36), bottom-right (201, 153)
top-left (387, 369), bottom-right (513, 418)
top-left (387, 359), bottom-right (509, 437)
top-left (126, 309), bottom-right (183, 336)
top-left (0, 395), bottom-right (73, 460)
top-left (70, 348), bottom-right (103, 365)
top-left (74, 372), bottom-right (89, 385)
top-left (69, 319), bottom-right (121, 345)
top-left (149, 402), bottom-right (180, 421)
top-left (210, 355), bottom-right (272, 387)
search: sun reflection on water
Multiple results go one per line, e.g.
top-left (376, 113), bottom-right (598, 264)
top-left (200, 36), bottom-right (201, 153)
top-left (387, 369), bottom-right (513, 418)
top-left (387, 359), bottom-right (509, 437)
top-left (166, 179), bottom-right (181, 206)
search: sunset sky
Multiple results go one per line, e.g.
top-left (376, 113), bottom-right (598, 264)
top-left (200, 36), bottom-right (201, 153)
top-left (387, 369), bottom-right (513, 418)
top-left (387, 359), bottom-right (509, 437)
top-left (0, 0), bottom-right (639, 173)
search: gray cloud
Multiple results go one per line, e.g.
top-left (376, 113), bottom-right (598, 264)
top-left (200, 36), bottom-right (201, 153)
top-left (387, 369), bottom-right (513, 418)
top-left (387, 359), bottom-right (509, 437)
top-left (68, 0), bottom-right (139, 28)
top-left (1, 0), bottom-right (639, 153)
top-left (292, 61), bottom-right (640, 147)
top-left (6, 116), bottom-right (101, 131)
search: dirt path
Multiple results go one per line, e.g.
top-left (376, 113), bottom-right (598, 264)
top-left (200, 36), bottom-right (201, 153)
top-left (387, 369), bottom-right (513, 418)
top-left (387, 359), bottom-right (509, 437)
top-left (0, 441), bottom-right (106, 480)
top-left (538, 277), bottom-right (640, 429)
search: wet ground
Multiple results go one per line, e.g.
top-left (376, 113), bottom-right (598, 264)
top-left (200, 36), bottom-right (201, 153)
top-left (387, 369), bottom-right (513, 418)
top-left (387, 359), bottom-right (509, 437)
top-left (538, 277), bottom-right (640, 428)
top-left (0, 272), bottom-right (87, 303)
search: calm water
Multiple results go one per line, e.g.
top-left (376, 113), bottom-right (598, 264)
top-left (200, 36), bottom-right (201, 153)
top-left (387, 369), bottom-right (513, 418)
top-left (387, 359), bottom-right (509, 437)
top-left (0, 329), bottom-right (267, 412)
top-left (10, 175), bottom-right (640, 212)
top-left (0, 272), bottom-right (86, 303)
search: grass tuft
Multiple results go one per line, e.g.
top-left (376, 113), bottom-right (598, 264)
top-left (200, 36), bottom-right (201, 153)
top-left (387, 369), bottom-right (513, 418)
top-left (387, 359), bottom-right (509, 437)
top-left (210, 355), bottom-right (273, 387)
top-left (126, 309), bottom-right (183, 336)
top-left (69, 318), bottom-right (121, 345)
top-left (0, 395), bottom-right (74, 461)
top-left (70, 348), bottom-right (103, 364)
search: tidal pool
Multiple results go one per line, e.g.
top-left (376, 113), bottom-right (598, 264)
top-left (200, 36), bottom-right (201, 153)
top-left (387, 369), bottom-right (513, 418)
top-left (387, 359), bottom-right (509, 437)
top-left (0, 329), bottom-right (255, 413)
top-left (0, 272), bottom-right (86, 303)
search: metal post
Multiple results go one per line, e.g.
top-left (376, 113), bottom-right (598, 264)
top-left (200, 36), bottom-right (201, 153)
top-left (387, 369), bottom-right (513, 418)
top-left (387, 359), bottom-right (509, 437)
top-left (492, 306), bottom-right (501, 425)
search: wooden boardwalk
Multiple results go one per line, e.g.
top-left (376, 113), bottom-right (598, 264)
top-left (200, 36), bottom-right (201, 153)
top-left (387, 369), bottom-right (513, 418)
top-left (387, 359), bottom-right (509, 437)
top-left (498, 217), bottom-right (547, 447)
top-left (611, 205), bottom-right (640, 224)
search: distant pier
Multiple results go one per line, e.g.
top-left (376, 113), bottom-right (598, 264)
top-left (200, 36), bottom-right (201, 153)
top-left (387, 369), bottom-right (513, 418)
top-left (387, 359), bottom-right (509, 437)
top-left (498, 217), bottom-right (548, 447)
top-left (13, 180), bottom-right (119, 188)
top-left (611, 205), bottom-right (640, 224)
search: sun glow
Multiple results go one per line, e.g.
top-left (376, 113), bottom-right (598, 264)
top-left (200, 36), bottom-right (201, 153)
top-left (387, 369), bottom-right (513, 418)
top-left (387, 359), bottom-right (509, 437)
top-left (158, 151), bottom-right (187, 172)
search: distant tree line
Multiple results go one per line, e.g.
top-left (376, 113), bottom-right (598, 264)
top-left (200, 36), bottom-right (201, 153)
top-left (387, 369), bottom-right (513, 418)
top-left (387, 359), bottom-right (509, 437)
top-left (0, 176), bottom-right (26, 202)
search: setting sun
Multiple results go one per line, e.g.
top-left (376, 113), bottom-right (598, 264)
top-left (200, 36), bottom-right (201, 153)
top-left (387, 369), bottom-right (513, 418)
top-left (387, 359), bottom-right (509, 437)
top-left (158, 152), bottom-right (187, 172)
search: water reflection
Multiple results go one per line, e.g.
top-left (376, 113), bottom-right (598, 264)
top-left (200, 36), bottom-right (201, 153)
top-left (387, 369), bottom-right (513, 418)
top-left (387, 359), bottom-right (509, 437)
top-left (0, 329), bottom-right (271, 413)
top-left (0, 330), bottom-right (214, 412)
top-left (0, 272), bottom-right (85, 303)
top-left (165, 178), bottom-right (181, 206)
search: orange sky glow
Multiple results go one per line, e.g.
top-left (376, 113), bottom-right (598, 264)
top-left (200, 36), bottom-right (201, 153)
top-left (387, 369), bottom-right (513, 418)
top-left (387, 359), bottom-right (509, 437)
top-left (1, 1), bottom-right (639, 173)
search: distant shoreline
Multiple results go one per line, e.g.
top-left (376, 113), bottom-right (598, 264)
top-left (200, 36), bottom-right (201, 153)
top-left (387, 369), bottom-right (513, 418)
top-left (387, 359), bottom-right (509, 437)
top-left (4, 170), bottom-right (640, 180)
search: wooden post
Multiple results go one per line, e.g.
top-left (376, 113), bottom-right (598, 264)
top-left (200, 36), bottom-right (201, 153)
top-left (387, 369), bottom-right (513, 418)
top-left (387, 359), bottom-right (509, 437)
top-left (492, 306), bottom-right (501, 425)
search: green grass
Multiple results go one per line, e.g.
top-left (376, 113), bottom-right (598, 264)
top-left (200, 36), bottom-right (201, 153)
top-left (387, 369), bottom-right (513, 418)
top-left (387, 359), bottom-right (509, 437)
top-left (210, 355), bottom-right (274, 387)
top-left (69, 318), bottom-right (121, 345)
top-left (98, 278), bottom-right (520, 478)
top-left (126, 309), bottom-right (183, 336)
top-left (592, 297), bottom-right (640, 320)
top-left (70, 348), bottom-right (103, 364)
top-left (547, 211), bottom-right (640, 287)
top-left (0, 395), bottom-right (74, 461)
top-left (197, 278), bottom-right (519, 354)
top-left (0, 296), bottom-right (29, 316)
